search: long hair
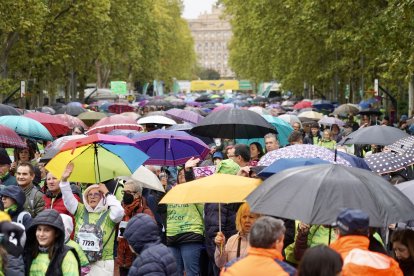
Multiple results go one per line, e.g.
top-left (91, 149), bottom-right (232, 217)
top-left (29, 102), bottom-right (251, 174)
top-left (391, 229), bottom-right (414, 262)
top-left (249, 142), bottom-right (264, 159)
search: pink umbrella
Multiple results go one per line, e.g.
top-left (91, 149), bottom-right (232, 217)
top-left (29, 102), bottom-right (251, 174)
top-left (54, 114), bottom-right (88, 130)
top-left (293, 101), bottom-right (312, 110)
top-left (212, 104), bottom-right (233, 113)
top-left (0, 125), bottom-right (27, 148)
top-left (24, 112), bottom-right (70, 137)
top-left (86, 114), bottom-right (143, 135)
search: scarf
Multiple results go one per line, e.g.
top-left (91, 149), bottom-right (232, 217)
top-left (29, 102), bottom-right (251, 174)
top-left (5, 204), bottom-right (18, 215)
top-left (122, 198), bottom-right (143, 219)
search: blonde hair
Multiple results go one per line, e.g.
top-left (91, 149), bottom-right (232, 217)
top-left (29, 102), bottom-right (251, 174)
top-left (235, 203), bottom-right (260, 233)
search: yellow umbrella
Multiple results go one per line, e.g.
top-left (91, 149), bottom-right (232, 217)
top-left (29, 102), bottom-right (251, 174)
top-left (160, 174), bottom-right (262, 204)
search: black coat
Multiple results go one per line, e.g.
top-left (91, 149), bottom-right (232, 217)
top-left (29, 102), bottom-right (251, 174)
top-left (125, 213), bottom-right (177, 276)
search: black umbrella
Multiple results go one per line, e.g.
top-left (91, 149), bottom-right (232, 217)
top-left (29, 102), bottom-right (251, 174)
top-left (358, 108), bottom-right (382, 116)
top-left (341, 125), bottom-right (409, 146)
top-left (195, 94), bottom-right (211, 102)
top-left (191, 108), bottom-right (277, 139)
top-left (0, 104), bottom-right (20, 116)
top-left (246, 164), bottom-right (414, 227)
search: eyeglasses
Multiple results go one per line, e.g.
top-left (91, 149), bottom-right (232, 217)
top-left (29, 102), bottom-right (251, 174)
top-left (87, 192), bottom-right (102, 198)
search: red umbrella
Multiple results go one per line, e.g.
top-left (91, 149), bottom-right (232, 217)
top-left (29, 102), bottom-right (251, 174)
top-left (293, 101), bottom-right (312, 110)
top-left (0, 125), bottom-right (27, 148)
top-left (54, 114), bottom-right (88, 130)
top-left (108, 103), bottom-right (134, 114)
top-left (24, 112), bottom-right (70, 137)
top-left (86, 114), bottom-right (143, 135)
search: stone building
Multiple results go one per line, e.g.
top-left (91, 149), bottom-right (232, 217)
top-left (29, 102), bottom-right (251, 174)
top-left (187, 6), bottom-right (235, 78)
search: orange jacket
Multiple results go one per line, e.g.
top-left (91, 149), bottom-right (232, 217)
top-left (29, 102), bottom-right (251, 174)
top-left (220, 247), bottom-right (294, 276)
top-left (331, 235), bottom-right (403, 276)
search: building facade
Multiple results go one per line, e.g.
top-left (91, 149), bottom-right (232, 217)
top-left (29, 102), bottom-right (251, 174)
top-left (187, 6), bottom-right (235, 78)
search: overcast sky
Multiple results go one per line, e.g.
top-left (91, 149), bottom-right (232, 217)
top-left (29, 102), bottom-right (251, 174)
top-left (182, 0), bottom-right (217, 19)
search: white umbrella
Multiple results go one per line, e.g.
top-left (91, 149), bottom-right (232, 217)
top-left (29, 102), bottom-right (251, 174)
top-left (137, 115), bottom-right (177, 125)
top-left (119, 166), bottom-right (165, 192)
top-left (278, 114), bottom-right (301, 126)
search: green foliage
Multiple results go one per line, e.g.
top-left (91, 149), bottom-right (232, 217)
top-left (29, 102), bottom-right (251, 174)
top-left (197, 68), bottom-right (221, 80)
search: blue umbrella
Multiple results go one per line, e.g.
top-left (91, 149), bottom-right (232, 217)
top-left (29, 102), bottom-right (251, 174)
top-left (336, 151), bottom-right (371, 171)
top-left (0, 115), bottom-right (53, 141)
top-left (258, 157), bottom-right (329, 178)
top-left (261, 115), bottom-right (293, 146)
top-left (132, 129), bottom-right (210, 166)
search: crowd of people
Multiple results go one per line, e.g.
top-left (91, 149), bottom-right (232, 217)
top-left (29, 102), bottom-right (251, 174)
top-left (0, 97), bottom-right (413, 276)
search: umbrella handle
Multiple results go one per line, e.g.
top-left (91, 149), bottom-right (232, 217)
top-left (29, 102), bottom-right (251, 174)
top-left (219, 203), bottom-right (222, 255)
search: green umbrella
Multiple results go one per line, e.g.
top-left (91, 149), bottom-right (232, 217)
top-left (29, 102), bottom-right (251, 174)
top-left (0, 115), bottom-right (53, 141)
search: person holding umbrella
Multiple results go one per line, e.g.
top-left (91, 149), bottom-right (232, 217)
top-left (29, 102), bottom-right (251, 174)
top-left (330, 208), bottom-right (402, 275)
top-left (59, 163), bottom-right (124, 275)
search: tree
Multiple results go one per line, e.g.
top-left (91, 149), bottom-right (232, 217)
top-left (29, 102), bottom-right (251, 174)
top-left (198, 68), bottom-right (221, 80)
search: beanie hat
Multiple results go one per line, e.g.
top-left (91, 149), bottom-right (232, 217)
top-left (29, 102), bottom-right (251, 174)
top-left (0, 148), bottom-right (11, 165)
top-left (216, 159), bottom-right (240, 175)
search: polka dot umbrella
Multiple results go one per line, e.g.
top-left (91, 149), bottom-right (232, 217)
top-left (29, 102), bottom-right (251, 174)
top-left (365, 152), bottom-right (410, 175)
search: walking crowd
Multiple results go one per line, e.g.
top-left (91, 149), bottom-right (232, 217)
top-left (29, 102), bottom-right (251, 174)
top-left (0, 96), bottom-right (414, 276)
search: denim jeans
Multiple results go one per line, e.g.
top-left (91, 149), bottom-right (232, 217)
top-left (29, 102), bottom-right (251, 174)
top-left (169, 242), bottom-right (203, 276)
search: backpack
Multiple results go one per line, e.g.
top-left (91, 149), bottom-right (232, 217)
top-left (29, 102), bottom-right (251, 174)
top-left (76, 209), bottom-right (114, 263)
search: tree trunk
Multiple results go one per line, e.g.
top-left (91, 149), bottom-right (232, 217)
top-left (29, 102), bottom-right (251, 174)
top-left (409, 74), bottom-right (414, 117)
top-left (0, 32), bottom-right (19, 79)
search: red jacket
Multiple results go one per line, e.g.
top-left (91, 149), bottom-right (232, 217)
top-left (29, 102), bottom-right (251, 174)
top-left (331, 235), bottom-right (403, 276)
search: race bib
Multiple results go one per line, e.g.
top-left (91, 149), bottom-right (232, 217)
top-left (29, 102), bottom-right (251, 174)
top-left (78, 232), bottom-right (101, 252)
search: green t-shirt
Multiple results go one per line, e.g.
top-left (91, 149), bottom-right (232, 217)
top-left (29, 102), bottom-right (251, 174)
top-left (167, 203), bottom-right (204, 237)
top-left (29, 251), bottom-right (79, 276)
top-left (74, 203), bottom-right (116, 261)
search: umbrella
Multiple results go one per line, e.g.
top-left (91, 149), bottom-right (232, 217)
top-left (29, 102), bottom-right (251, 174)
top-left (365, 152), bottom-right (409, 175)
top-left (54, 114), bottom-right (88, 130)
top-left (107, 103), bottom-right (134, 114)
top-left (165, 108), bottom-right (204, 124)
top-left (293, 101), bottom-right (312, 110)
top-left (77, 111), bottom-right (107, 127)
top-left (246, 164), bottom-right (414, 227)
top-left (387, 136), bottom-right (414, 154)
top-left (195, 94), bottom-right (212, 102)
top-left (261, 115), bottom-right (293, 147)
top-left (318, 116), bottom-right (345, 127)
top-left (160, 174), bottom-right (261, 204)
top-left (258, 157), bottom-right (330, 178)
top-left (40, 135), bottom-right (86, 163)
top-left (45, 134), bottom-right (149, 183)
top-left (119, 166), bottom-right (165, 192)
top-left (107, 129), bottom-right (142, 138)
top-left (0, 115), bottom-right (53, 141)
top-left (36, 106), bottom-right (56, 115)
top-left (395, 181), bottom-right (414, 204)
top-left (341, 125), bottom-right (409, 146)
top-left (298, 111), bottom-right (323, 121)
top-left (358, 109), bottom-right (382, 116)
top-left (137, 115), bottom-right (177, 126)
top-left (86, 114), bottom-right (143, 135)
top-left (120, 112), bottom-right (141, 121)
top-left (191, 108), bottom-right (276, 139)
top-left (278, 114), bottom-right (301, 126)
top-left (23, 112), bottom-right (70, 137)
top-left (132, 129), bottom-right (210, 166)
top-left (257, 144), bottom-right (351, 166)
top-left (56, 105), bottom-right (86, 116)
top-left (0, 104), bottom-right (20, 116)
top-left (0, 125), bottom-right (27, 148)
top-left (166, 122), bottom-right (194, 131)
top-left (146, 100), bottom-right (173, 109)
top-left (336, 151), bottom-right (371, 170)
top-left (332, 104), bottom-right (359, 116)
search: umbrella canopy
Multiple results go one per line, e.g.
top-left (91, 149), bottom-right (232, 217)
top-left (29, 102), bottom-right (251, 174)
top-left (120, 112), bottom-right (141, 121)
top-left (23, 112), bottom-right (70, 137)
top-left (365, 152), bottom-right (409, 175)
top-left (0, 125), bottom-right (27, 148)
top-left (0, 104), bottom-right (20, 116)
top-left (119, 166), bottom-right (165, 192)
top-left (387, 136), bottom-right (414, 154)
top-left (36, 106), bottom-right (56, 115)
top-left (137, 115), bottom-right (177, 126)
top-left (54, 114), bottom-right (88, 130)
top-left (395, 181), bottom-right (414, 204)
top-left (258, 144), bottom-right (351, 166)
top-left (336, 151), bottom-right (371, 170)
top-left (165, 108), bottom-right (204, 124)
top-left (342, 125), bottom-right (409, 146)
top-left (247, 164), bottom-right (414, 227)
top-left (45, 134), bottom-right (149, 183)
top-left (191, 108), bottom-right (276, 139)
top-left (293, 101), bottom-right (312, 110)
top-left (56, 105), bottom-right (86, 116)
top-left (332, 104), bottom-right (360, 116)
top-left (86, 114), bottom-right (143, 135)
top-left (0, 115), bottom-right (53, 141)
top-left (298, 111), bottom-right (323, 121)
top-left (258, 157), bottom-right (330, 178)
top-left (318, 116), bottom-right (345, 127)
top-left (107, 103), bottom-right (134, 114)
top-left (77, 111), bottom-right (107, 123)
top-left (278, 114), bottom-right (301, 126)
top-left (261, 115), bottom-right (293, 147)
top-left (160, 174), bottom-right (261, 204)
top-left (40, 135), bottom-right (87, 163)
top-left (146, 100), bottom-right (173, 109)
top-left (166, 122), bottom-right (194, 131)
top-left (132, 129), bottom-right (210, 166)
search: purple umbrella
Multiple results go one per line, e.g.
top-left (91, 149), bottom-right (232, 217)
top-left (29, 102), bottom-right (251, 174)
top-left (165, 108), bottom-right (204, 124)
top-left (132, 129), bottom-right (210, 166)
top-left (318, 116), bottom-right (345, 127)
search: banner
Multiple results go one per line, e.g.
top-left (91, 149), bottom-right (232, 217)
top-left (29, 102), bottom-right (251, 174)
top-left (111, 81), bottom-right (127, 95)
top-left (190, 80), bottom-right (239, 91)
